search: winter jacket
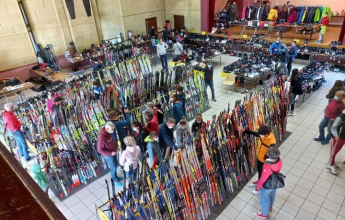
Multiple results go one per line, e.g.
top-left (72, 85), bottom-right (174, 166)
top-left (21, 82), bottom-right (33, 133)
top-left (287, 8), bottom-right (297, 23)
top-left (144, 116), bottom-right (159, 134)
top-left (97, 128), bottom-right (118, 156)
top-left (297, 7), bottom-right (306, 24)
top-left (204, 67), bottom-right (214, 83)
top-left (163, 29), bottom-right (169, 39)
top-left (301, 7), bottom-right (308, 23)
top-left (173, 42), bottom-right (184, 56)
top-left (191, 120), bottom-right (206, 135)
top-left (321, 16), bottom-right (330, 26)
top-left (176, 122), bottom-right (192, 147)
top-left (278, 48), bottom-right (288, 63)
top-left (3, 110), bottom-right (21, 132)
top-left (290, 75), bottom-right (304, 95)
top-left (288, 46), bottom-right (298, 62)
top-left (257, 158), bottom-right (283, 189)
top-left (156, 42), bottom-right (169, 56)
top-left (314, 8), bottom-right (321, 23)
top-left (325, 99), bottom-right (345, 120)
top-left (149, 28), bottom-right (155, 37)
top-left (31, 164), bottom-right (49, 189)
top-left (172, 101), bottom-right (183, 124)
top-left (114, 112), bottom-right (131, 146)
top-left (245, 130), bottom-right (276, 163)
top-left (278, 10), bottom-right (287, 21)
top-left (267, 9), bottom-right (278, 21)
top-left (269, 41), bottom-right (283, 55)
top-left (159, 123), bottom-right (175, 150)
top-left (145, 135), bottom-right (161, 168)
top-left (276, 63), bottom-right (288, 76)
top-left (94, 86), bottom-right (102, 100)
top-left (119, 145), bottom-right (141, 171)
top-left (177, 92), bottom-right (186, 116)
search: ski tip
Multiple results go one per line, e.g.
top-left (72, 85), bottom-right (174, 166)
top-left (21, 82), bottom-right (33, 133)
top-left (60, 193), bottom-right (63, 198)
top-left (67, 189), bottom-right (71, 194)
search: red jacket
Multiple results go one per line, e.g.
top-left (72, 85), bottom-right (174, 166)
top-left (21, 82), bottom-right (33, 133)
top-left (144, 116), bottom-right (159, 134)
top-left (321, 17), bottom-right (330, 26)
top-left (2, 111), bottom-right (21, 132)
top-left (257, 158), bottom-right (283, 189)
top-left (97, 128), bottom-right (118, 156)
top-left (325, 99), bottom-right (345, 120)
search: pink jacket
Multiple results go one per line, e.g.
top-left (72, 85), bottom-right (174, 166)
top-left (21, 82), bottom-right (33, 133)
top-left (119, 145), bottom-right (141, 171)
top-left (3, 111), bottom-right (21, 132)
top-left (257, 158), bottom-right (283, 189)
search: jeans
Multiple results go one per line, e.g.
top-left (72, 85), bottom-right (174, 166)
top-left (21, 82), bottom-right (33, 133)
top-left (160, 53), bottom-right (168, 69)
top-left (205, 81), bottom-right (215, 99)
top-left (151, 38), bottom-right (156, 46)
top-left (125, 168), bottom-right (138, 198)
top-left (260, 188), bottom-right (277, 216)
top-left (287, 60), bottom-right (293, 76)
top-left (318, 33), bottom-right (323, 42)
top-left (104, 155), bottom-right (120, 182)
top-left (290, 101), bottom-right (295, 112)
top-left (318, 116), bottom-right (334, 143)
top-left (9, 130), bottom-right (30, 160)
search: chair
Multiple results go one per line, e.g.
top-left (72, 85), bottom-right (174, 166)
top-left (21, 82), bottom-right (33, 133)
top-left (222, 73), bottom-right (236, 92)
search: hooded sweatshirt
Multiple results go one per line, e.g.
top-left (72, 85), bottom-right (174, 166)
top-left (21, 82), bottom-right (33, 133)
top-left (325, 99), bottom-right (345, 120)
top-left (31, 164), bottom-right (49, 189)
top-left (119, 145), bottom-right (141, 171)
top-left (257, 158), bottom-right (283, 189)
top-left (145, 135), bottom-right (161, 168)
top-left (176, 122), bottom-right (192, 147)
top-left (97, 128), bottom-right (118, 156)
top-left (2, 110), bottom-right (21, 132)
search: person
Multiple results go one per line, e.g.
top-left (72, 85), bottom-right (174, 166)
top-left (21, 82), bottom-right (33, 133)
top-left (239, 125), bottom-right (276, 195)
top-left (145, 131), bottom-right (161, 169)
top-left (314, 90), bottom-right (345, 145)
top-left (330, 104), bottom-right (345, 175)
top-left (156, 39), bottom-right (169, 69)
top-left (149, 26), bottom-right (156, 46)
top-left (275, 4), bottom-right (288, 35)
top-left (155, 103), bottom-right (164, 124)
top-left (204, 62), bottom-right (217, 102)
top-left (92, 60), bottom-right (103, 72)
top-left (326, 80), bottom-right (345, 101)
top-left (93, 80), bottom-right (103, 100)
top-left (31, 163), bottom-right (49, 195)
top-left (317, 12), bottom-right (330, 43)
top-left (288, 69), bottom-right (304, 116)
top-left (145, 102), bottom-right (158, 118)
top-left (3, 102), bottom-right (31, 161)
top-left (119, 136), bottom-right (141, 181)
top-left (107, 109), bottom-right (131, 150)
top-left (287, 41), bottom-right (298, 75)
top-left (269, 37), bottom-right (283, 55)
top-left (278, 44), bottom-right (288, 67)
top-left (97, 122), bottom-right (122, 186)
top-left (132, 121), bottom-right (148, 161)
top-left (254, 147), bottom-right (282, 218)
top-left (163, 26), bottom-right (169, 42)
top-left (192, 114), bottom-right (206, 136)
top-left (173, 39), bottom-right (184, 60)
top-left (159, 118), bottom-right (176, 155)
top-left (143, 108), bottom-right (159, 134)
top-left (171, 93), bottom-right (184, 124)
top-left (275, 62), bottom-right (288, 77)
top-left (177, 86), bottom-right (186, 116)
top-left (220, 8), bottom-right (229, 21)
top-left (176, 118), bottom-right (192, 148)
top-left (231, 2), bottom-right (238, 22)
top-left (267, 7), bottom-right (278, 34)
top-left (226, 2), bottom-right (232, 21)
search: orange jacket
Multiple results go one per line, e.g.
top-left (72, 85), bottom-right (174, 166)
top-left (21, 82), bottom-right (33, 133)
top-left (256, 132), bottom-right (276, 163)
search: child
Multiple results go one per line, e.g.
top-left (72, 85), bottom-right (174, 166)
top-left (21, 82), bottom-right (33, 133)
top-left (317, 12), bottom-right (330, 43)
top-left (145, 131), bottom-right (161, 169)
top-left (119, 136), bottom-right (141, 181)
top-left (155, 103), bottom-right (164, 124)
top-left (31, 163), bottom-right (49, 195)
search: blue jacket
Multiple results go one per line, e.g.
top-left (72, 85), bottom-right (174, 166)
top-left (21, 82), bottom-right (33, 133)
top-left (297, 6), bottom-right (305, 24)
top-left (177, 92), bottom-right (186, 115)
top-left (172, 101), bottom-right (183, 124)
top-left (94, 86), bottom-right (103, 100)
top-left (115, 113), bottom-right (131, 146)
top-left (270, 42), bottom-right (283, 55)
top-left (159, 123), bottom-right (175, 150)
top-left (288, 46), bottom-right (298, 61)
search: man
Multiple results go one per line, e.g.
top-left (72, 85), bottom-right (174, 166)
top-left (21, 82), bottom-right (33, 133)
top-left (204, 62), bottom-right (217, 102)
top-left (177, 86), bottom-right (186, 116)
top-left (97, 122), bottom-right (122, 186)
top-left (171, 93), bottom-right (183, 124)
top-left (92, 60), bottom-right (102, 72)
top-left (172, 39), bottom-right (184, 60)
top-left (159, 118), bottom-right (177, 155)
top-left (191, 114), bottom-right (206, 136)
top-left (317, 12), bottom-right (330, 43)
top-left (287, 41), bottom-right (298, 75)
top-left (163, 26), bottom-right (169, 42)
top-left (143, 109), bottom-right (159, 134)
top-left (269, 37), bottom-right (283, 55)
top-left (3, 102), bottom-right (31, 161)
top-left (226, 2), bottom-right (232, 21)
top-left (156, 39), bottom-right (169, 69)
top-left (149, 26), bottom-right (156, 46)
top-left (107, 109), bottom-right (131, 150)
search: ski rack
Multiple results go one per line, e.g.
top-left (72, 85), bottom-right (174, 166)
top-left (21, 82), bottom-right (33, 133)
top-left (95, 77), bottom-right (289, 220)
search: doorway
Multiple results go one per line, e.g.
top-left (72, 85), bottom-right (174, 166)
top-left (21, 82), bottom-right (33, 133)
top-left (145, 17), bottom-right (158, 38)
top-left (174, 15), bottom-right (185, 31)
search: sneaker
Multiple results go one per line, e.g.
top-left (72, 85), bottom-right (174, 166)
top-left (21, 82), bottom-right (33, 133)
top-left (252, 188), bottom-right (260, 195)
top-left (327, 164), bottom-right (339, 169)
top-left (212, 98), bottom-right (217, 102)
top-left (329, 165), bottom-right (337, 175)
top-left (321, 140), bottom-right (329, 145)
top-left (314, 137), bottom-right (324, 142)
top-left (288, 112), bottom-right (294, 116)
top-left (255, 212), bottom-right (267, 218)
top-left (115, 182), bottom-right (122, 187)
top-left (250, 181), bottom-right (258, 187)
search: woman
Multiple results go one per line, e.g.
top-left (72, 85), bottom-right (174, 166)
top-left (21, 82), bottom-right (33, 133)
top-left (326, 80), bottom-right (345, 101)
top-left (276, 4), bottom-right (288, 35)
top-left (119, 136), bottom-right (141, 181)
top-left (254, 147), bottom-right (282, 218)
top-left (176, 119), bottom-right (192, 148)
top-left (132, 121), bottom-right (148, 161)
top-left (288, 69), bottom-right (304, 116)
top-left (239, 125), bottom-right (276, 195)
top-left (145, 131), bottom-right (161, 169)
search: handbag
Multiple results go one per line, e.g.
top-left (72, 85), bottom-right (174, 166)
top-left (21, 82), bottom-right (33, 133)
top-left (263, 173), bottom-right (286, 189)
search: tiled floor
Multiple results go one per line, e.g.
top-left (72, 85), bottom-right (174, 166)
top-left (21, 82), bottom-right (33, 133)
top-left (3, 54), bottom-right (345, 220)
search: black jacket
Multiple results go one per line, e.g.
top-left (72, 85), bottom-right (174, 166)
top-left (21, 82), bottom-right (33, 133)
top-left (134, 129), bottom-right (149, 153)
top-left (204, 67), bottom-right (213, 83)
top-left (149, 28), bottom-right (155, 37)
top-left (291, 75), bottom-right (304, 95)
top-left (163, 29), bottom-right (169, 38)
top-left (159, 123), bottom-right (175, 150)
top-left (192, 120), bottom-right (206, 136)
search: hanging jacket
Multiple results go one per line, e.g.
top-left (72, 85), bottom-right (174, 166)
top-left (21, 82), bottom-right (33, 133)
top-left (31, 164), bottom-right (49, 189)
top-left (145, 136), bottom-right (161, 168)
top-left (267, 9), bottom-right (278, 21)
top-left (287, 7), bottom-right (297, 23)
top-left (321, 7), bottom-right (331, 19)
top-left (301, 7), bottom-right (309, 23)
top-left (314, 8), bottom-right (321, 23)
top-left (261, 5), bottom-right (270, 21)
top-left (257, 158), bottom-right (283, 189)
top-left (119, 145), bottom-right (141, 171)
top-left (176, 122), bottom-right (192, 147)
top-left (242, 7), bottom-right (247, 20)
top-left (297, 6), bottom-right (306, 23)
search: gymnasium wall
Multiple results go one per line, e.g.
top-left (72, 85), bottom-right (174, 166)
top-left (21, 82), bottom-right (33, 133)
top-left (272, 0), bottom-right (345, 12)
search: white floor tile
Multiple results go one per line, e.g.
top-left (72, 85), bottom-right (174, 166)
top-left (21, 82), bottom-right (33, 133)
top-left (235, 212), bottom-right (253, 220)
top-left (306, 192), bottom-right (325, 206)
top-left (296, 208), bottom-right (316, 220)
top-left (276, 209), bottom-right (295, 220)
top-left (322, 199), bottom-right (342, 214)
top-left (302, 200), bottom-right (321, 215)
top-left (317, 207), bottom-right (338, 220)
top-left (222, 205), bottom-right (240, 220)
top-left (281, 201), bottom-right (300, 217)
